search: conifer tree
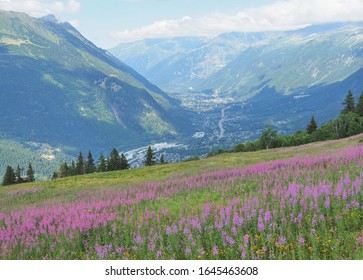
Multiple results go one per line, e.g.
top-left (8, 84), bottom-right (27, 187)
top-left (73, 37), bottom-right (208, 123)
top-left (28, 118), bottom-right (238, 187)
top-left (85, 150), bottom-right (96, 174)
top-left (356, 91), bottom-right (363, 117)
top-left (98, 153), bottom-right (107, 172)
top-left (70, 160), bottom-right (76, 176)
top-left (15, 164), bottom-right (23, 184)
top-left (76, 152), bottom-right (85, 175)
top-left (307, 116), bottom-right (318, 134)
top-left (51, 172), bottom-right (59, 180)
top-left (108, 148), bottom-right (122, 171)
top-left (120, 153), bottom-right (130, 170)
top-left (160, 154), bottom-right (166, 164)
top-left (26, 163), bottom-right (35, 182)
top-left (341, 91), bottom-right (355, 114)
top-left (59, 162), bottom-right (69, 178)
top-left (2, 166), bottom-right (16, 186)
top-left (144, 146), bottom-right (156, 166)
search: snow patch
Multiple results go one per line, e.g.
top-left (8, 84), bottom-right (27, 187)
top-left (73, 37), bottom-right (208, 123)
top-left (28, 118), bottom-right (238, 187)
top-left (192, 132), bottom-right (205, 138)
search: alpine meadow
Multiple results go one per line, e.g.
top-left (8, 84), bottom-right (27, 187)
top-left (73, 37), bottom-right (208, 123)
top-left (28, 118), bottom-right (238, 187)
top-left (0, 0), bottom-right (363, 265)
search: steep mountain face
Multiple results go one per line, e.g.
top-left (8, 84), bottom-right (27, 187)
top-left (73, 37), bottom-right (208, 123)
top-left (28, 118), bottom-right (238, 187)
top-left (110, 32), bottom-right (270, 92)
top-left (111, 23), bottom-right (363, 98)
top-left (0, 11), bottom-right (193, 158)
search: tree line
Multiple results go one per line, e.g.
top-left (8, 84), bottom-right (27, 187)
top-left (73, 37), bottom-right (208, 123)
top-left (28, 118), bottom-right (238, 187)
top-left (51, 146), bottom-right (166, 179)
top-left (208, 90), bottom-right (363, 156)
top-left (1, 144), bottom-right (166, 185)
top-left (1, 163), bottom-right (35, 186)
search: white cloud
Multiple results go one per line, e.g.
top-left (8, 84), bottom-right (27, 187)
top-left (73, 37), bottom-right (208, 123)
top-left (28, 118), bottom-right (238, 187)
top-left (0, 0), bottom-right (81, 17)
top-left (111, 0), bottom-right (363, 42)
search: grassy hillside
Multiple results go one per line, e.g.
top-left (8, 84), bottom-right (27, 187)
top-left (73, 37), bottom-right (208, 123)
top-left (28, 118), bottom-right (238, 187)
top-left (0, 10), bottom-right (193, 158)
top-left (1, 134), bottom-right (363, 259)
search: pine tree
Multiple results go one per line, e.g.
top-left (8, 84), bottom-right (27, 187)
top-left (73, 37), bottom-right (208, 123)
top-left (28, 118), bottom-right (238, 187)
top-left (59, 162), bottom-right (69, 178)
top-left (341, 91), bottom-right (355, 114)
top-left (160, 154), bottom-right (166, 164)
top-left (85, 150), bottom-right (96, 174)
top-left (76, 152), bottom-right (85, 175)
top-left (26, 163), bottom-right (35, 182)
top-left (2, 166), bottom-right (16, 186)
top-left (120, 153), bottom-right (130, 170)
top-left (98, 153), bottom-right (107, 172)
top-left (144, 146), bottom-right (156, 166)
top-left (356, 91), bottom-right (363, 117)
top-left (15, 164), bottom-right (23, 184)
top-left (70, 160), bottom-right (76, 176)
top-left (108, 148), bottom-right (122, 171)
top-left (307, 116), bottom-right (318, 134)
top-left (51, 172), bottom-right (59, 180)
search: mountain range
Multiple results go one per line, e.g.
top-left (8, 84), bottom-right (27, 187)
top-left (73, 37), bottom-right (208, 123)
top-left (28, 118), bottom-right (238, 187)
top-left (110, 22), bottom-right (363, 99)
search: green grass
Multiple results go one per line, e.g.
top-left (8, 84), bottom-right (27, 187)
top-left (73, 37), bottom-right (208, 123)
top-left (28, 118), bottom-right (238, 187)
top-left (1, 134), bottom-right (363, 260)
top-left (2, 133), bottom-right (363, 207)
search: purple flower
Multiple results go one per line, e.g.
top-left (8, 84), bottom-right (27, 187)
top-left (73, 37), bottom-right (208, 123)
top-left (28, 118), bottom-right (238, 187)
top-left (166, 226), bottom-right (172, 235)
top-left (257, 216), bottom-right (265, 231)
top-left (134, 235), bottom-right (144, 244)
top-left (298, 237), bottom-right (305, 245)
top-left (94, 244), bottom-right (108, 259)
top-left (244, 234), bottom-right (249, 245)
top-left (227, 236), bottom-right (235, 246)
top-left (231, 227), bottom-right (237, 235)
top-left (156, 250), bottom-right (162, 258)
top-left (212, 246), bottom-right (218, 255)
top-left (148, 243), bottom-right (156, 251)
top-left (257, 222), bottom-right (265, 232)
top-left (276, 236), bottom-right (286, 246)
top-left (116, 247), bottom-right (124, 254)
top-left (264, 211), bottom-right (271, 222)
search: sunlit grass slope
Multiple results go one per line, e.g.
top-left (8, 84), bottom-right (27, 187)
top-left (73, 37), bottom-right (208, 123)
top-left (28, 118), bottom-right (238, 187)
top-left (0, 134), bottom-right (363, 260)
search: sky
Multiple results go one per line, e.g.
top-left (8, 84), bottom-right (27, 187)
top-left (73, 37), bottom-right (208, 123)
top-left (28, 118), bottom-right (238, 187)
top-left (0, 0), bottom-right (363, 49)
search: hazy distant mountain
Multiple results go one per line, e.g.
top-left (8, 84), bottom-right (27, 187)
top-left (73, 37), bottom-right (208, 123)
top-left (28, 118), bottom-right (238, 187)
top-left (203, 23), bottom-right (363, 99)
top-left (0, 10), bottom-right (193, 157)
top-left (110, 23), bottom-right (363, 98)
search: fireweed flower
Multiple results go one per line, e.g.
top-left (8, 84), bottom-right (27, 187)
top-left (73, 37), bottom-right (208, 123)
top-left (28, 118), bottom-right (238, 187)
top-left (212, 246), bottom-right (218, 255)
top-left (276, 236), bottom-right (286, 246)
top-left (264, 211), bottom-right (271, 222)
top-left (257, 216), bottom-right (265, 232)
top-left (231, 226), bottom-right (237, 235)
top-left (166, 226), bottom-right (172, 235)
top-left (116, 247), bottom-right (124, 255)
top-left (244, 234), bottom-right (249, 245)
top-left (156, 250), bottom-right (162, 258)
top-left (298, 237), bottom-right (305, 245)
